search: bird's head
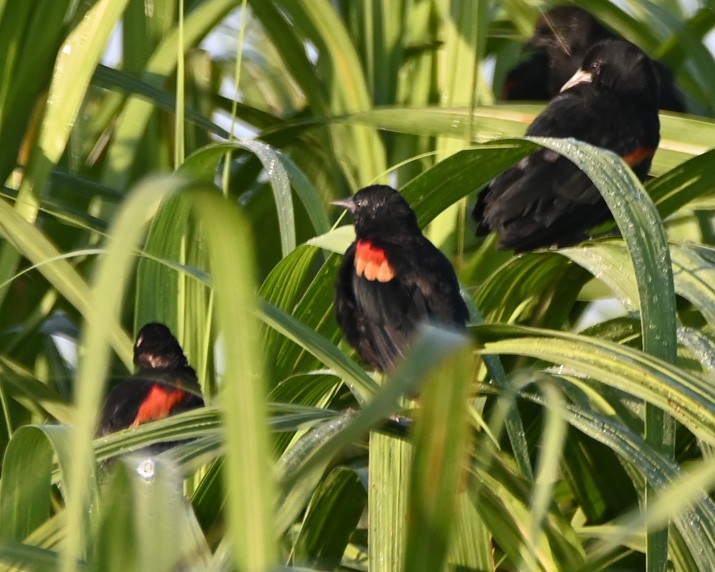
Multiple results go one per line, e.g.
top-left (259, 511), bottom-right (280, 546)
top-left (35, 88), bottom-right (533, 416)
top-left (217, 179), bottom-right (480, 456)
top-left (133, 322), bottom-right (188, 370)
top-left (560, 38), bottom-right (659, 105)
top-left (332, 185), bottom-right (420, 239)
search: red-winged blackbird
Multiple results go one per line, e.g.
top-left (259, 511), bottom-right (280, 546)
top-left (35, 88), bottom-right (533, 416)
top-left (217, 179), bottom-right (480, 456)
top-left (96, 323), bottom-right (204, 437)
top-left (503, 5), bottom-right (685, 112)
top-left (333, 185), bottom-right (469, 372)
top-left (476, 39), bottom-right (661, 252)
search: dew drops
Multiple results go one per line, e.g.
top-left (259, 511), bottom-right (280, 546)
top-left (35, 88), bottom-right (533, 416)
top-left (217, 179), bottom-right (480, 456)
top-left (136, 457), bottom-right (156, 480)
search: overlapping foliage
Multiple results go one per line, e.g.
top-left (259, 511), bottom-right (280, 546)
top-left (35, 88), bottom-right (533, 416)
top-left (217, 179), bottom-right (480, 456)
top-left (0, 1), bottom-right (714, 570)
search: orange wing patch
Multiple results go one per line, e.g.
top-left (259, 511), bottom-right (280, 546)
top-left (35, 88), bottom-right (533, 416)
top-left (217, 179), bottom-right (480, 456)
top-left (130, 384), bottom-right (186, 427)
top-left (622, 146), bottom-right (655, 167)
top-left (355, 240), bottom-right (396, 282)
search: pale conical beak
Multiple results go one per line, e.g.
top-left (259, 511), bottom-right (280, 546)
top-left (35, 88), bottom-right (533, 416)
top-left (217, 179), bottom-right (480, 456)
top-left (560, 68), bottom-right (593, 93)
top-left (331, 196), bottom-right (356, 212)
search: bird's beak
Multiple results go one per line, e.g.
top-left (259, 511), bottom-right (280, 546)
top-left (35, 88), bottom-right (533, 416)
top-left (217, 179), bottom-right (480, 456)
top-left (331, 196), bottom-right (356, 212)
top-left (560, 68), bottom-right (592, 92)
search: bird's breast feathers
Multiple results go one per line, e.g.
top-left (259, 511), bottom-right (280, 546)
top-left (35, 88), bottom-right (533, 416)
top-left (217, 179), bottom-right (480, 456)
top-left (354, 240), bottom-right (396, 282)
top-left (130, 384), bottom-right (188, 427)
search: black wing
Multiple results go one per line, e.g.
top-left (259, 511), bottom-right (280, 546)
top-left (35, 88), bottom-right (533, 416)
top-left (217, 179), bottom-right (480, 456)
top-left (336, 238), bottom-right (468, 370)
top-left (96, 379), bottom-right (153, 437)
top-left (96, 371), bottom-right (204, 437)
top-left (474, 90), bottom-right (654, 251)
top-left (335, 242), bottom-right (398, 370)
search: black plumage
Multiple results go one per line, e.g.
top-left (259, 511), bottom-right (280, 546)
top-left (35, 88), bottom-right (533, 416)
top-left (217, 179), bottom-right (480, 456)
top-left (477, 39), bottom-right (661, 252)
top-left (96, 322), bottom-right (204, 437)
top-left (333, 185), bottom-right (469, 371)
top-left (503, 5), bottom-right (685, 112)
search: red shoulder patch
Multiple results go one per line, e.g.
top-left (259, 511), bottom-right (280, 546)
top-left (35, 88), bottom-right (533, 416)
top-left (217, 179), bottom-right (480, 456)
top-left (622, 146), bottom-right (655, 167)
top-left (130, 384), bottom-right (186, 427)
top-left (355, 240), bottom-right (396, 282)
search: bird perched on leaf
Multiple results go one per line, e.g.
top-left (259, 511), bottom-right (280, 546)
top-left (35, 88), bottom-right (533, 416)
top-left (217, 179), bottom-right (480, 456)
top-left (475, 39), bottom-right (661, 252)
top-left (503, 5), bottom-right (685, 112)
top-left (96, 322), bottom-right (204, 438)
top-left (333, 185), bottom-right (469, 372)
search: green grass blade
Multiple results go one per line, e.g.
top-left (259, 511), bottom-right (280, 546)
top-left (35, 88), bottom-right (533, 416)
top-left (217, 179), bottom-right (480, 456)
top-left (186, 186), bottom-right (278, 570)
top-left (402, 141), bottom-right (535, 227)
top-left (0, 539), bottom-right (86, 572)
top-left (364, 327), bottom-right (469, 571)
top-left (0, 189), bottom-right (133, 370)
top-left (0, 0), bottom-right (130, 318)
top-left (581, 456), bottom-right (715, 570)
top-left (474, 325), bottom-right (715, 443)
top-left (468, 450), bottom-right (585, 570)
top-left (181, 141), bottom-right (296, 256)
top-left (515, 384), bottom-right (715, 570)
top-left (526, 137), bottom-right (676, 363)
top-left (292, 466), bottom-right (366, 568)
top-left (63, 176), bottom-right (187, 572)
top-left (563, 242), bottom-right (715, 329)
top-left (259, 301), bottom-right (379, 404)
top-left (369, 429), bottom-right (411, 571)
top-left (342, 106), bottom-right (715, 171)
top-left (102, 0), bottom-right (236, 189)
top-left (274, 0), bottom-right (387, 185)
top-left (95, 457), bottom-right (210, 571)
top-left (528, 136), bottom-right (676, 570)
top-left (0, 0), bottom-right (73, 183)
top-left (0, 427), bottom-right (54, 541)
top-left (22, 0), bottom-right (129, 191)
top-left (279, 326), bottom-right (467, 484)
top-left (648, 148), bottom-right (715, 218)
top-left (524, 383), bottom-right (568, 567)
top-left (448, 493), bottom-right (494, 570)
top-left (275, 412), bottom-right (355, 536)
top-left (403, 339), bottom-right (472, 571)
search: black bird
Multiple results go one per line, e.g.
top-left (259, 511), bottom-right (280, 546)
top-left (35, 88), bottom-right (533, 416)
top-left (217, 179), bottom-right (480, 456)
top-left (503, 5), bottom-right (685, 112)
top-left (333, 185), bottom-right (470, 372)
top-left (96, 322), bottom-right (204, 437)
top-left (476, 39), bottom-right (661, 252)
top-left (502, 51), bottom-right (552, 101)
